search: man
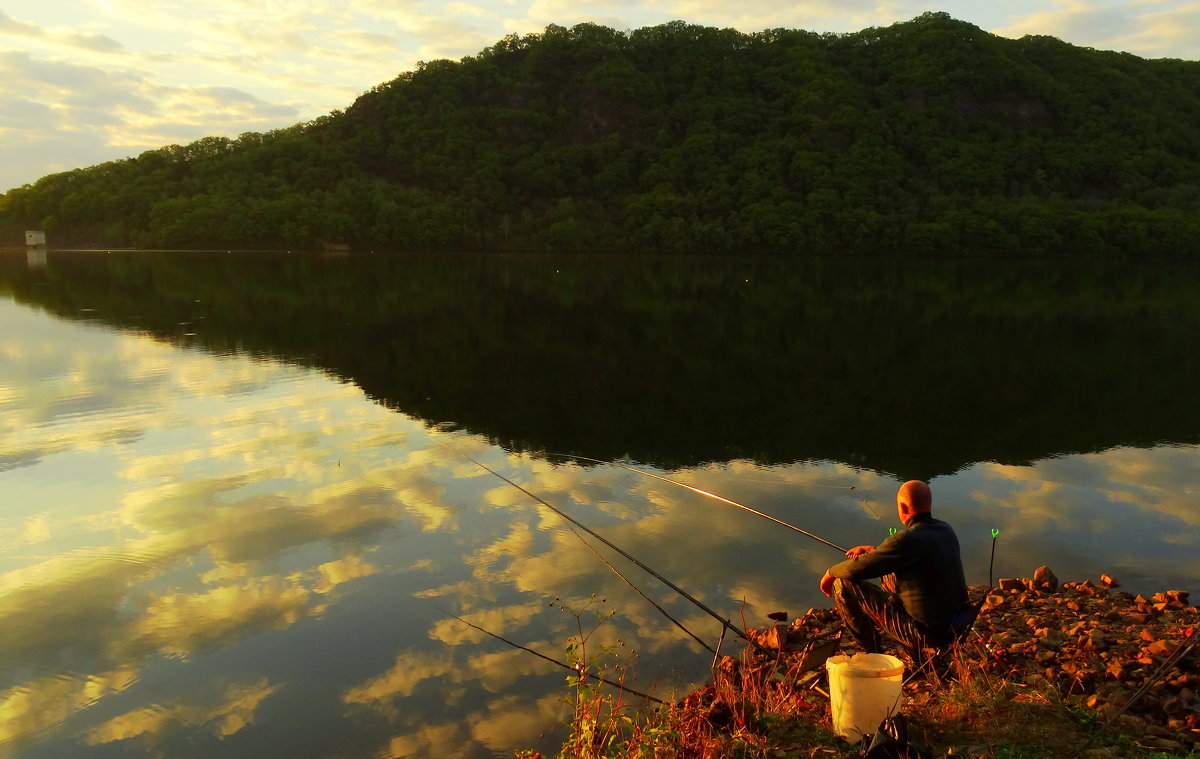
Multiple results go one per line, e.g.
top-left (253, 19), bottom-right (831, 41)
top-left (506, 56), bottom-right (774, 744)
top-left (819, 480), bottom-right (968, 659)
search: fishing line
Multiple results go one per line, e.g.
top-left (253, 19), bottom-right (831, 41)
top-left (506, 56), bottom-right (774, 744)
top-left (444, 444), bottom-right (753, 645)
top-left (433, 605), bottom-right (668, 705)
top-left (562, 521), bottom-right (717, 654)
top-left (1069, 627), bottom-right (1195, 759)
top-left (546, 453), bottom-right (848, 554)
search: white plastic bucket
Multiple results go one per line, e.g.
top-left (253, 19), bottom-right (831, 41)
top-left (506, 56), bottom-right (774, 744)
top-left (825, 653), bottom-right (904, 743)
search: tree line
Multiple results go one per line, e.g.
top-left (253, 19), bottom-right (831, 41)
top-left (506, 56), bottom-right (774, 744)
top-left (2, 12), bottom-right (1199, 256)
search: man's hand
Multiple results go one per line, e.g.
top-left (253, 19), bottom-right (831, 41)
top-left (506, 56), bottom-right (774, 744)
top-left (819, 570), bottom-right (835, 598)
top-left (845, 544), bottom-right (875, 559)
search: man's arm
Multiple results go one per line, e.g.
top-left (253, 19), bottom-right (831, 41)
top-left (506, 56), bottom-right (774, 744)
top-left (825, 532), bottom-right (915, 582)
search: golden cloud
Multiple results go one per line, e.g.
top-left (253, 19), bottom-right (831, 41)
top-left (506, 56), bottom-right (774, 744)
top-left (373, 721), bottom-right (470, 759)
top-left (115, 576), bottom-right (312, 660)
top-left (85, 678), bottom-right (277, 746)
top-left (313, 553), bottom-right (379, 594)
top-left (343, 650), bottom-right (458, 708)
top-left (0, 666), bottom-right (140, 749)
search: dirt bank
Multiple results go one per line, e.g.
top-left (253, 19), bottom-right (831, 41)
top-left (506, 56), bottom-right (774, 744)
top-left (769, 570), bottom-right (1198, 756)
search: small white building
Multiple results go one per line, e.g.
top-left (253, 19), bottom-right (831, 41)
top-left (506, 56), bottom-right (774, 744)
top-left (25, 230), bottom-right (46, 246)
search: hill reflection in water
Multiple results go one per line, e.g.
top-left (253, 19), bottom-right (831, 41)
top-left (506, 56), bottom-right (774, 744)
top-left (3, 250), bottom-right (1199, 476)
top-left (0, 252), bottom-right (1198, 758)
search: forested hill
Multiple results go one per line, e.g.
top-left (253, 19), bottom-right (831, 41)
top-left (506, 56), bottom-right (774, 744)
top-left (3, 12), bottom-right (1200, 255)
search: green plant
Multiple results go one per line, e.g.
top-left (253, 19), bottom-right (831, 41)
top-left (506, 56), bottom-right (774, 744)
top-left (551, 595), bottom-right (645, 758)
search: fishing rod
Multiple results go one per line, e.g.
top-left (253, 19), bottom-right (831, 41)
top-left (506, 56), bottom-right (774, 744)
top-left (447, 446), bottom-right (754, 646)
top-left (434, 605), bottom-right (667, 705)
top-left (547, 453), bottom-right (848, 554)
top-left (1070, 627), bottom-right (1195, 759)
top-left (988, 529), bottom-right (1000, 587)
top-left (562, 520), bottom-right (717, 654)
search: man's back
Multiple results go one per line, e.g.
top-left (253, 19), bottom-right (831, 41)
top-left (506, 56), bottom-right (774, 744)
top-left (892, 514), bottom-right (968, 635)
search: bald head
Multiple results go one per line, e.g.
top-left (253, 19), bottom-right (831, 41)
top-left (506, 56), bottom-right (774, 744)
top-left (896, 480), bottom-right (932, 523)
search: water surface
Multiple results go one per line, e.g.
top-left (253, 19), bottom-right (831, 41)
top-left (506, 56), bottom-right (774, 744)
top-left (0, 251), bottom-right (1197, 758)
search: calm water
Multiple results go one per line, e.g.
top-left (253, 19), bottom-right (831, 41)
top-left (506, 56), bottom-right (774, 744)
top-left (0, 250), bottom-right (1197, 758)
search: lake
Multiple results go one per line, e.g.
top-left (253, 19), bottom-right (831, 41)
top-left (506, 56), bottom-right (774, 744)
top-left (0, 250), bottom-right (1197, 758)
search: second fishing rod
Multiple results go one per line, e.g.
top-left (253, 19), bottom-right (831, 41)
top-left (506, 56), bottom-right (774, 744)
top-left (454, 447), bottom-right (855, 648)
top-left (548, 453), bottom-right (850, 554)
top-left (449, 446), bottom-right (753, 645)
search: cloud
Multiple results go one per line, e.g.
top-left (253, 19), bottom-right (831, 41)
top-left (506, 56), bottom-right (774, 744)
top-left (341, 637), bottom-right (558, 719)
top-left (0, 50), bottom-right (154, 117)
top-left (334, 29), bottom-right (405, 52)
top-left (0, 666), bottom-right (141, 748)
top-left (373, 721), bottom-right (471, 759)
top-left (0, 10), bottom-right (124, 53)
top-left (0, 44), bottom-right (311, 191)
top-left (115, 577), bottom-right (313, 659)
top-left (85, 678), bottom-right (278, 745)
top-left (994, 0), bottom-right (1200, 58)
top-left (313, 553), bottom-right (379, 594)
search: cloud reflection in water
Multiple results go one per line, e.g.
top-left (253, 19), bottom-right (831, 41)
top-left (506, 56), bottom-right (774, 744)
top-left (0, 298), bottom-right (1197, 758)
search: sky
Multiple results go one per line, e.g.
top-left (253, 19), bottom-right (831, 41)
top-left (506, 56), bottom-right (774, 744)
top-left (1, 0), bottom-right (1198, 193)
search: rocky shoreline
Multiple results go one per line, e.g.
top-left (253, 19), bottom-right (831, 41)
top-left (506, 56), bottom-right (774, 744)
top-left (766, 569), bottom-right (1199, 756)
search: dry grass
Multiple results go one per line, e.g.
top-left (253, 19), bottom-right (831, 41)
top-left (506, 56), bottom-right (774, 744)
top-left (533, 636), bottom-right (1197, 759)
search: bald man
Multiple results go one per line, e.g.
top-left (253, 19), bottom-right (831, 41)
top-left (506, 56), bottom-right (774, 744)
top-left (819, 480), bottom-right (968, 659)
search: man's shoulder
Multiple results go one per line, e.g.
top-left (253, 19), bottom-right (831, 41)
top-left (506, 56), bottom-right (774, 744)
top-left (910, 517), bottom-right (960, 539)
top-left (914, 516), bottom-right (955, 529)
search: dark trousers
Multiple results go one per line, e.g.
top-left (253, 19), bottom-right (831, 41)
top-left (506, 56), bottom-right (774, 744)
top-left (831, 578), bottom-right (941, 660)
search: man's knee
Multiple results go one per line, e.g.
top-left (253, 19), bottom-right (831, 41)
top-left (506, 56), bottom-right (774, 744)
top-left (830, 577), bottom-right (847, 598)
top-left (830, 577), bottom-right (861, 608)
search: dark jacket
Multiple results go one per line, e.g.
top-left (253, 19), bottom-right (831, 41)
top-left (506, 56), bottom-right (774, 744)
top-left (827, 512), bottom-right (968, 633)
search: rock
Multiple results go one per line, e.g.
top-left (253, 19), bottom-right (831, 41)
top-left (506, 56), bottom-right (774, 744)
top-left (998, 578), bottom-right (1024, 591)
top-left (992, 631), bottom-right (1017, 646)
top-left (1143, 738), bottom-right (1187, 753)
top-left (1165, 589), bottom-right (1190, 604)
top-left (1116, 713), bottom-right (1146, 735)
top-left (1039, 631), bottom-right (1066, 650)
top-left (764, 622), bottom-right (789, 651)
top-left (1082, 748), bottom-right (1117, 758)
top-left (1034, 565), bottom-right (1059, 591)
top-left (1147, 640), bottom-right (1176, 657)
top-left (1087, 630), bottom-right (1109, 650)
top-left (1099, 573), bottom-right (1120, 588)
